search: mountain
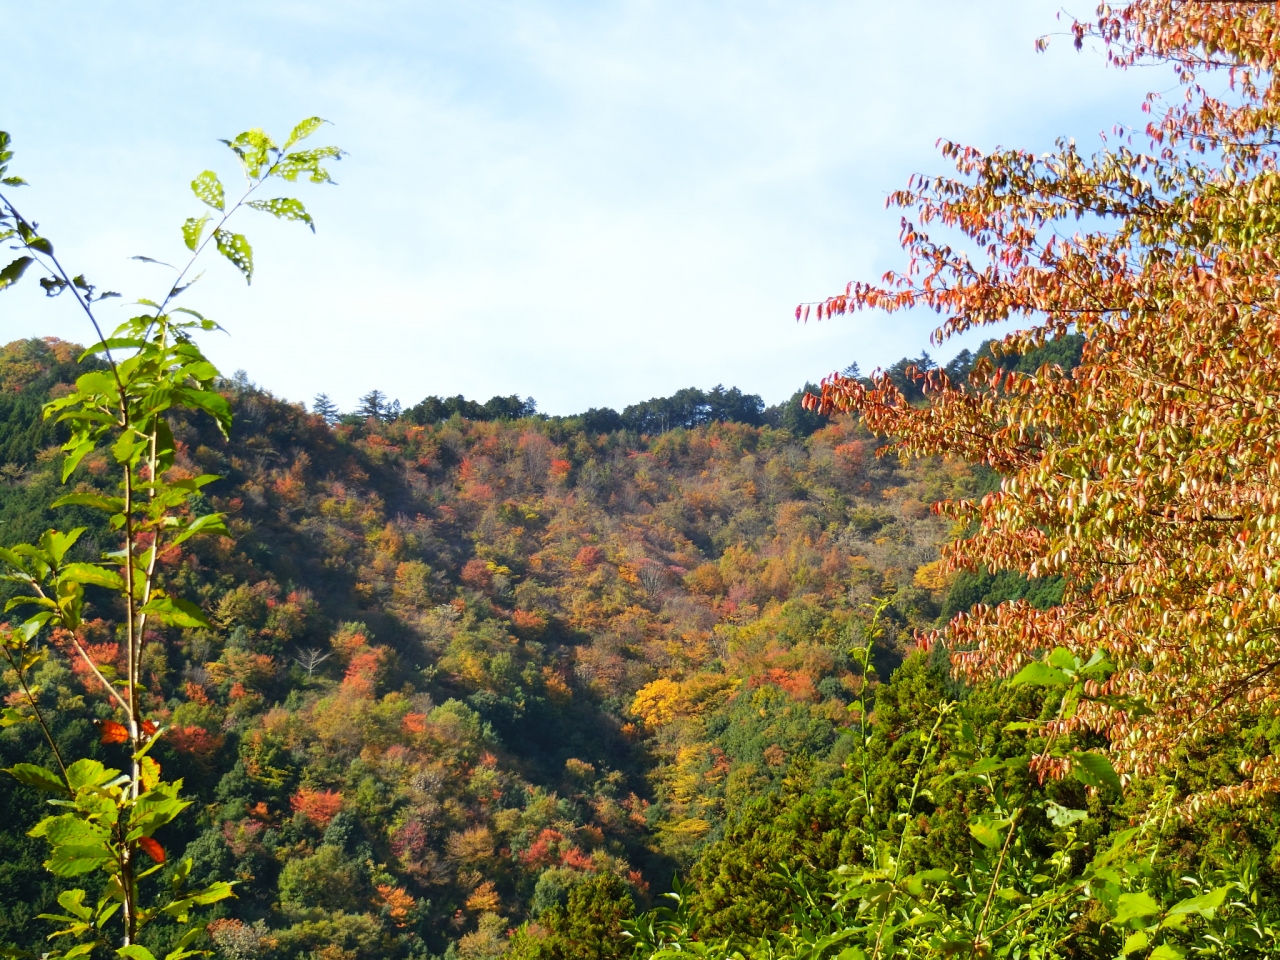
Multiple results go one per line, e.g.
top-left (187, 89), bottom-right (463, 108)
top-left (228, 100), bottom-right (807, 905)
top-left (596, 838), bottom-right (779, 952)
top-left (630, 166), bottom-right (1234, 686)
top-left (0, 335), bottom-right (982, 960)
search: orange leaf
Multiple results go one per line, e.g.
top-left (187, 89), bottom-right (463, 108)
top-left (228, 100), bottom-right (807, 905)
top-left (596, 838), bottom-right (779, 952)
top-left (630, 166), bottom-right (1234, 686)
top-left (99, 720), bottom-right (129, 744)
top-left (137, 836), bottom-right (165, 863)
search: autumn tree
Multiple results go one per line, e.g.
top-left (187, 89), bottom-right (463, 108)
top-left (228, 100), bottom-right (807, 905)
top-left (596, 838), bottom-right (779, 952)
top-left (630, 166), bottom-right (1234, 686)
top-left (806, 0), bottom-right (1280, 805)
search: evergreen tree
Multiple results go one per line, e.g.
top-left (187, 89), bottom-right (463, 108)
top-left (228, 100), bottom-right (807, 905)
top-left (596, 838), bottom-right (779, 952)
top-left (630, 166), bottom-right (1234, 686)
top-left (356, 389), bottom-right (387, 421)
top-left (311, 392), bottom-right (339, 425)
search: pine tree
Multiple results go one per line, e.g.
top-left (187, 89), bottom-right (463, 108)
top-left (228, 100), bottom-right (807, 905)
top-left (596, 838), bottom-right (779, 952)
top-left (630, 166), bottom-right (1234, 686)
top-left (356, 389), bottom-right (386, 421)
top-left (312, 392), bottom-right (339, 425)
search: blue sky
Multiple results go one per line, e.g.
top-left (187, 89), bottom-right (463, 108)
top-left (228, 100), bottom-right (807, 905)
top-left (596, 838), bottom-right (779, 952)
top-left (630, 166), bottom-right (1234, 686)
top-left (3, 1), bottom-right (1162, 414)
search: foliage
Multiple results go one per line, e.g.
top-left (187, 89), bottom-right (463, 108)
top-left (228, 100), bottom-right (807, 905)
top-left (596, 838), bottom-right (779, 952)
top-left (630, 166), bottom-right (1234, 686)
top-left (806, 0), bottom-right (1280, 805)
top-left (626, 653), bottom-right (1280, 959)
top-left (508, 873), bottom-right (636, 960)
top-left (0, 329), bottom-right (974, 957)
top-left (0, 118), bottom-right (340, 956)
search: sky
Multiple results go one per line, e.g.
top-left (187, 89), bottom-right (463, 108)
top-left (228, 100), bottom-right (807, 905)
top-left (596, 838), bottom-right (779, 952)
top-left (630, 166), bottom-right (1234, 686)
top-left (3, 0), bottom-right (1165, 415)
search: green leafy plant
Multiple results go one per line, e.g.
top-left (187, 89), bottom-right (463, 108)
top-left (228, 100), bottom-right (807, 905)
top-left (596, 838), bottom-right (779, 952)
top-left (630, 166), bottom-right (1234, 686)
top-left (0, 119), bottom-right (341, 959)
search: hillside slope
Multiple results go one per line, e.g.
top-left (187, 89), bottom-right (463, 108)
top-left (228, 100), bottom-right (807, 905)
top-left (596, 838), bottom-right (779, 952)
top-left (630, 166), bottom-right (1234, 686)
top-left (0, 336), bottom-right (980, 959)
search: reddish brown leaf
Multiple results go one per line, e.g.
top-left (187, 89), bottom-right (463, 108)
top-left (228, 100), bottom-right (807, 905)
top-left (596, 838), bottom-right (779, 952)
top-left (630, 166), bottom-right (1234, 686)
top-left (137, 836), bottom-right (165, 863)
top-left (99, 720), bottom-right (129, 744)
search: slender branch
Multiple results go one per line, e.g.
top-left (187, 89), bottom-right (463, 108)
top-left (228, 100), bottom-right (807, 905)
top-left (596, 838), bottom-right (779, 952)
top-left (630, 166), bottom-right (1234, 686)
top-left (65, 631), bottom-right (133, 716)
top-left (20, 580), bottom-right (132, 715)
top-left (975, 807), bottom-right (1022, 946)
top-left (0, 641), bottom-right (68, 781)
top-left (0, 191), bottom-right (125, 389)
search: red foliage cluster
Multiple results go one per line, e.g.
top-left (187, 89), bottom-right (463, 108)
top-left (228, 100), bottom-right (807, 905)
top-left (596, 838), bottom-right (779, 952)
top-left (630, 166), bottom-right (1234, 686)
top-left (574, 546), bottom-right (605, 569)
top-left (342, 647), bottom-right (386, 698)
top-left (167, 726), bottom-right (225, 761)
top-left (460, 558), bottom-right (493, 590)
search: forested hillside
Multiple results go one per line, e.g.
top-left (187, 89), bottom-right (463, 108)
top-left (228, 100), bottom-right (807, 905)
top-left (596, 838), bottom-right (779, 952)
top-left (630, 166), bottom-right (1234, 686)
top-left (0, 335), bottom-right (998, 959)
top-left (9, 3), bottom-right (1280, 959)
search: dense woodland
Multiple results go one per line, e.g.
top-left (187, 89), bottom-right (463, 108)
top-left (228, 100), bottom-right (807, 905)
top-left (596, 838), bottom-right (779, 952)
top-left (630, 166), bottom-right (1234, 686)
top-left (7, 2), bottom-right (1280, 958)
top-left (0, 335), bottom-right (1034, 959)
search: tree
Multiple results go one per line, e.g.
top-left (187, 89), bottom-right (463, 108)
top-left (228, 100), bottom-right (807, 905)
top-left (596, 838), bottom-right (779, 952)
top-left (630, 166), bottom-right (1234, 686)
top-left (805, 1), bottom-right (1280, 805)
top-left (312, 392), bottom-right (339, 425)
top-left (508, 873), bottom-right (635, 960)
top-left (293, 646), bottom-right (332, 677)
top-left (356, 389), bottom-right (388, 421)
top-left (0, 118), bottom-right (340, 951)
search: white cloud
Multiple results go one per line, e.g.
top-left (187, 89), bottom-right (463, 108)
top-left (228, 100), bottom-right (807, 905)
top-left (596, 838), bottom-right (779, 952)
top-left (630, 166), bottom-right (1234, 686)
top-left (2, 0), bottom-right (1162, 413)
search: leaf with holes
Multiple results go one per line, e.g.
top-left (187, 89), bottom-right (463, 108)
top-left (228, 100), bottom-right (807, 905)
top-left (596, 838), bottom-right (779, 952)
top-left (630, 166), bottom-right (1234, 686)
top-left (190, 171), bottom-right (223, 211)
top-left (247, 197), bottom-right (314, 232)
top-left (182, 215), bottom-right (209, 251)
top-left (214, 230), bottom-right (252, 283)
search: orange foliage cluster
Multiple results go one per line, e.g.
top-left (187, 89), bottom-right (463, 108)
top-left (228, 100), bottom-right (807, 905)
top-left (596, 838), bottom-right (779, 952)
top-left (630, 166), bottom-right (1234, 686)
top-left (807, 0), bottom-right (1280, 806)
top-left (290, 787), bottom-right (344, 828)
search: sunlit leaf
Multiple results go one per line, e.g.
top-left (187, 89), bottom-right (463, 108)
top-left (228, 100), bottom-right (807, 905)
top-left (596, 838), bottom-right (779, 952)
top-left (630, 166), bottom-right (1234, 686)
top-left (190, 170), bottom-right (224, 211)
top-left (214, 229), bottom-right (252, 283)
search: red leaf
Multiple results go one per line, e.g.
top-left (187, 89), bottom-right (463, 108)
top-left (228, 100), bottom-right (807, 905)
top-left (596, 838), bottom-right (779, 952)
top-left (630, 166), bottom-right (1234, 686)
top-left (141, 720), bottom-right (158, 736)
top-left (99, 720), bottom-right (129, 744)
top-left (137, 836), bottom-right (165, 863)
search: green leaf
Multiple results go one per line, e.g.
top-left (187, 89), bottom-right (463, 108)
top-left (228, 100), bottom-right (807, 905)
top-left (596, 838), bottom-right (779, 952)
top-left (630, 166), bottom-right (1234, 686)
top-left (112, 431), bottom-right (147, 466)
top-left (182, 215), bottom-right (209, 252)
top-left (1008, 661), bottom-right (1071, 687)
top-left (140, 596), bottom-right (211, 629)
top-left (1, 706), bottom-right (32, 728)
top-left (41, 528), bottom-right (85, 566)
top-left (214, 229), bottom-right (252, 283)
top-left (172, 386), bottom-right (232, 435)
top-left (0, 256), bottom-right (32, 291)
top-left (222, 128), bottom-right (276, 178)
top-left (1165, 884), bottom-right (1229, 919)
top-left (1122, 930), bottom-right (1149, 955)
top-left (1111, 890), bottom-right (1161, 925)
top-left (968, 818), bottom-right (1004, 849)
top-left (61, 439), bottom-right (98, 482)
top-left (170, 512), bottom-right (229, 548)
top-left (247, 197), bottom-right (314, 232)
top-left (45, 844), bottom-right (114, 877)
top-left (186, 880), bottom-right (234, 905)
top-left (1149, 946), bottom-right (1186, 960)
top-left (1071, 752), bottom-right (1122, 793)
top-left (59, 563), bottom-right (125, 591)
top-left (1047, 647), bottom-right (1076, 670)
top-left (903, 868), bottom-right (950, 896)
top-left (65, 757), bottom-right (119, 791)
top-left (1079, 649), bottom-right (1115, 677)
top-left (163, 925), bottom-right (208, 960)
top-left (190, 170), bottom-right (224, 211)
top-left (1045, 801), bottom-right (1089, 828)
top-left (51, 493), bottom-right (126, 514)
top-left (5, 763), bottom-right (69, 795)
top-left (57, 889), bottom-right (92, 921)
top-left (117, 946), bottom-right (158, 960)
top-left (276, 145), bottom-right (343, 184)
top-left (73, 369), bottom-right (117, 396)
top-left (284, 116), bottom-right (327, 149)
